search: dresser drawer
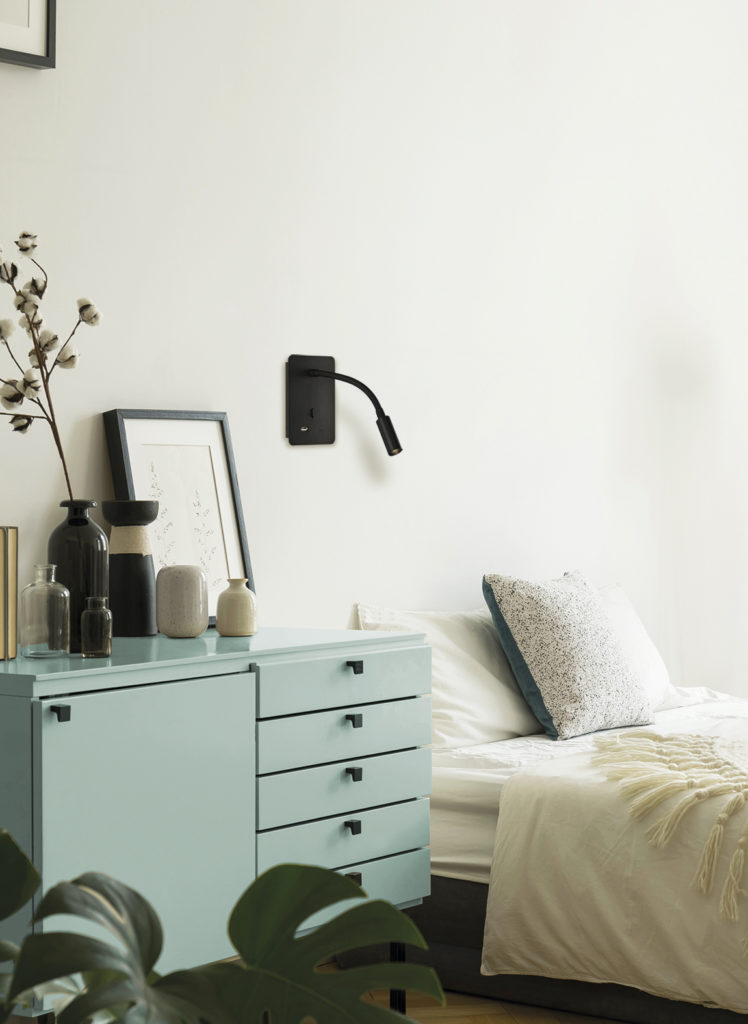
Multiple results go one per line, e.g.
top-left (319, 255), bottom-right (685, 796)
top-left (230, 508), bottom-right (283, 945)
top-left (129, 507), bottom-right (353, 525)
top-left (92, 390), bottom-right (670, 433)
top-left (257, 746), bottom-right (431, 830)
top-left (257, 797), bottom-right (430, 873)
top-left (256, 645), bottom-right (430, 718)
top-left (257, 696), bottom-right (431, 774)
top-left (299, 847), bottom-right (431, 933)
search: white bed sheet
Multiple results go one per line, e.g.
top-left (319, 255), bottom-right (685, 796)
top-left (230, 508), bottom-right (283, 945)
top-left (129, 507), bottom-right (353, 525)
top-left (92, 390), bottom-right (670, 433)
top-left (430, 686), bottom-right (732, 884)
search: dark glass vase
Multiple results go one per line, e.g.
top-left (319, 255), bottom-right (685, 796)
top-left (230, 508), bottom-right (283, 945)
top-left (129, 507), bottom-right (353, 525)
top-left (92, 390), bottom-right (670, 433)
top-left (101, 500), bottom-right (158, 637)
top-left (48, 500), bottom-right (109, 654)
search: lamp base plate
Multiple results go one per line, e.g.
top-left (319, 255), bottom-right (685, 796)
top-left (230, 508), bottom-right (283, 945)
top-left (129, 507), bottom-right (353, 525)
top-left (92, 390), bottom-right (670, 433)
top-left (285, 355), bottom-right (335, 446)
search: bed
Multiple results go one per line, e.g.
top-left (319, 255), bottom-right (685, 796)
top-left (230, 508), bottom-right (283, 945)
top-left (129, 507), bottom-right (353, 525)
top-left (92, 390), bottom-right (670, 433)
top-left (346, 576), bottom-right (748, 1023)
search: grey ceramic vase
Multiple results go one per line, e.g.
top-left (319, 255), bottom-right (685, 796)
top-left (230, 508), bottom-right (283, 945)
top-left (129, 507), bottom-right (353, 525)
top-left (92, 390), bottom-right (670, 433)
top-left (156, 565), bottom-right (208, 638)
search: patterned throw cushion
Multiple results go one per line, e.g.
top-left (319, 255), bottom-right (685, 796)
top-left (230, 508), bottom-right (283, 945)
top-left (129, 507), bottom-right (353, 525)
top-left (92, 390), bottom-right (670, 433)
top-left (482, 571), bottom-right (653, 740)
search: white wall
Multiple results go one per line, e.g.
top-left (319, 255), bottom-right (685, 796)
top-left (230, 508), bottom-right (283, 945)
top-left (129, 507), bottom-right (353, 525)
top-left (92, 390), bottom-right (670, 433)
top-left (2, 1), bottom-right (748, 691)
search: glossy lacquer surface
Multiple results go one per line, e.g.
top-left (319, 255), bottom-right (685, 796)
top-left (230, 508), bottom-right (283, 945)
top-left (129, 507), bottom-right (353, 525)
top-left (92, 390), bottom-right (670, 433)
top-left (0, 626), bottom-right (431, 991)
top-left (35, 671), bottom-right (255, 972)
top-left (0, 627), bottom-right (425, 696)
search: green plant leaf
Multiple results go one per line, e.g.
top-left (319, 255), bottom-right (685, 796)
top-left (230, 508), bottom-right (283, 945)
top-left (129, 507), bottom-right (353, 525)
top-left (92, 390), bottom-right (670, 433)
top-left (9, 875), bottom-right (200, 1024)
top-left (182, 864), bottom-right (444, 1024)
top-left (56, 980), bottom-right (142, 1024)
top-left (32, 872), bottom-right (162, 972)
top-left (0, 942), bottom-right (19, 964)
top-left (6, 864), bottom-right (443, 1024)
top-left (0, 831), bottom-right (39, 922)
top-left (10, 933), bottom-right (130, 998)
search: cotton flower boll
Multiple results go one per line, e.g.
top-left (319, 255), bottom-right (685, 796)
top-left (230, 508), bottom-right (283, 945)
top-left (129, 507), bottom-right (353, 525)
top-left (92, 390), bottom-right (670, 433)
top-left (56, 344), bottom-right (79, 369)
top-left (0, 262), bottom-right (17, 284)
top-left (18, 311), bottom-right (42, 333)
top-left (27, 348), bottom-right (41, 369)
top-left (0, 381), bottom-right (24, 409)
top-left (15, 232), bottom-right (37, 257)
top-left (20, 368), bottom-right (42, 396)
top-left (38, 328), bottom-right (59, 352)
top-left (9, 414), bottom-right (32, 433)
top-left (25, 276), bottom-right (46, 299)
top-left (77, 298), bottom-right (100, 326)
top-left (0, 319), bottom-right (14, 343)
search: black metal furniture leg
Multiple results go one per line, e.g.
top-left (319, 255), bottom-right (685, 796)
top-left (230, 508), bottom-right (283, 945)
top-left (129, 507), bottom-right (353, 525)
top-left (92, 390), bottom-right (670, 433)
top-left (389, 940), bottom-right (406, 1014)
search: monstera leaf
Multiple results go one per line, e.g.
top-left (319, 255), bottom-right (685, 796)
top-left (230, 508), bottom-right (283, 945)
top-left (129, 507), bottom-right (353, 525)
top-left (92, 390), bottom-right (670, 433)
top-left (9, 864), bottom-right (443, 1024)
top-left (0, 830), bottom-right (39, 924)
top-left (9, 872), bottom-right (202, 1024)
top-left (175, 864), bottom-right (444, 1023)
top-left (0, 830), bottom-right (41, 1024)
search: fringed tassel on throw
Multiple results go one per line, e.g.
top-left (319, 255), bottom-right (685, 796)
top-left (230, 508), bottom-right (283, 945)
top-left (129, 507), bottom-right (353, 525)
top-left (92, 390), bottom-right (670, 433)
top-left (694, 816), bottom-right (726, 895)
top-left (646, 788), bottom-right (708, 847)
top-left (595, 730), bottom-right (748, 944)
top-left (626, 777), bottom-right (693, 819)
top-left (694, 793), bottom-right (746, 895)
top-left (721, 843), bottom-right (747, 922)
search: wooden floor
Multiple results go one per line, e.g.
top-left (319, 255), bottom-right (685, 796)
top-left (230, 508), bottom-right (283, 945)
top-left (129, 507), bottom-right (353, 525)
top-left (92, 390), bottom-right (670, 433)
top-left (366, 987), bottom-right (611, 1023)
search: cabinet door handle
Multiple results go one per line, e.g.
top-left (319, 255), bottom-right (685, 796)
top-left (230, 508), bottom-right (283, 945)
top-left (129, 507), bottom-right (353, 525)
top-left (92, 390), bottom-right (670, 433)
top-left (50, 704), bottom-right (71, 722)
top-left (345, 713), bottom-right (363, 728)
top-left (345, 871), bottom-right (363, 885)
top-left (346, 660), bottom-right (364, 675)
top-left (345, 766), bottom-right (363, 782)
top-left (344, 819), bottom-right (362, 835)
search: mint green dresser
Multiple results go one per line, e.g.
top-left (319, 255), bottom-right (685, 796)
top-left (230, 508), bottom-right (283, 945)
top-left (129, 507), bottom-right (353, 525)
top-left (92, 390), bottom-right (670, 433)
top-left (0, 627), bottom-right (431, 984)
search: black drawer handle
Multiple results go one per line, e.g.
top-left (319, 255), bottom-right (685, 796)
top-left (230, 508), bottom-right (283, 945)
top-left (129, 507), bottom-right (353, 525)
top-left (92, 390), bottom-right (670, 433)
top-left (50, 704), bottom-right (71, 722)
top-left (345, 713), bottom-right (363, 728)
top-left (346, 660), bottom-right (364, 675)
top-left (345, 871), bottom-right (363, 885)
top-left (344, 819), bottom-right (362, 835)
top-left (345, 766), bottom-right (363, 782)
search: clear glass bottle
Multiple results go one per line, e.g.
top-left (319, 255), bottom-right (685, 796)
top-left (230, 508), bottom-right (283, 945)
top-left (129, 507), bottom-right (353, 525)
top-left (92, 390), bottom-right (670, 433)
top-left (19, 564), bottom-right (70, 658)
top-left (81, 596), bottom-right (112, 658)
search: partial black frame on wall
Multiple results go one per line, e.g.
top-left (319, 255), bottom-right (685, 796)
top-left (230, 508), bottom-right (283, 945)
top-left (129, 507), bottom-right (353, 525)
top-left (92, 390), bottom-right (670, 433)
top-left (0, 0), bottom-right (56, 69)
top-left (103, 409), bottom-right (255, 599)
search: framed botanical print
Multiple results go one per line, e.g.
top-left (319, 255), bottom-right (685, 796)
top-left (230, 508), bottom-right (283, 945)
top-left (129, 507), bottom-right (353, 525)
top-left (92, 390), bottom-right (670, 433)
top-left (103, 409), bottom-right (254, 620)
top-left (0, 0), bottom-right (55, 69)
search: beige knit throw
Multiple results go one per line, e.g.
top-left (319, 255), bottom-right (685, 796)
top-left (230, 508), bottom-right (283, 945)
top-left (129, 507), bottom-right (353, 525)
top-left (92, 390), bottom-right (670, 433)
top-left (593, 731), bottom-right (748, 947)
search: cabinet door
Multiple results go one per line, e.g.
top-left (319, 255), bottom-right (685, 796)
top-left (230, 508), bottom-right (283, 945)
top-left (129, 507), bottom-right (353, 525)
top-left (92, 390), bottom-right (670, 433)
top-left (33, 672), bottom-right (255, 972)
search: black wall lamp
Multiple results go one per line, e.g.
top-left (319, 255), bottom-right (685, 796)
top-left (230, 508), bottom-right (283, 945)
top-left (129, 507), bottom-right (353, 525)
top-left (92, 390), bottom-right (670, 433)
top-left (285, 355), bottom-right (402, 456)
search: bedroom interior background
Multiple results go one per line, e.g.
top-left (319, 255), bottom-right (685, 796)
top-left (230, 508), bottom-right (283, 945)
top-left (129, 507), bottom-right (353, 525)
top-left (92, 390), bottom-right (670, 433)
top-left (1, 0), bottom-right (747, 695)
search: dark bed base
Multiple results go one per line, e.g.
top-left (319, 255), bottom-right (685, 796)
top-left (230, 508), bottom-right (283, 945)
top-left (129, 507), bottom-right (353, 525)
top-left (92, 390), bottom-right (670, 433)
top-left (338, 875), bottom-right (744, 1024)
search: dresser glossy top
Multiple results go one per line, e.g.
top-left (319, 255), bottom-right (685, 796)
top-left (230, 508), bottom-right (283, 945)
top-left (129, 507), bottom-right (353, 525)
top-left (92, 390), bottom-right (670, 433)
top-left (0, 626), bottom-right (427, 697)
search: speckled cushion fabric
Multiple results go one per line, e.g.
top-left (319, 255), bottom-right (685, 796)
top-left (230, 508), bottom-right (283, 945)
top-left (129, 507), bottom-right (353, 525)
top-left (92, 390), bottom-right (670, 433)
top-left (482, 571), bottom-right (653, 740)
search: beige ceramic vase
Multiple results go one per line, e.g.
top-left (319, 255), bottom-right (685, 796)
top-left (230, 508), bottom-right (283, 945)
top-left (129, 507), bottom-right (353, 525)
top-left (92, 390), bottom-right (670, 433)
top-left (156, 565), bottom-right (209, 638)
top-left (216, 578), bottom-right (257, 637)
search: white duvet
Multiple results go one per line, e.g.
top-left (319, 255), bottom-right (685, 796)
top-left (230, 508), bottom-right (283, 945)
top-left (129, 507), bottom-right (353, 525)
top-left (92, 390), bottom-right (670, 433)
top-left (431, 686), bottom-right (728, 884)
top-left (480, 693), bottom-right (748, 1014)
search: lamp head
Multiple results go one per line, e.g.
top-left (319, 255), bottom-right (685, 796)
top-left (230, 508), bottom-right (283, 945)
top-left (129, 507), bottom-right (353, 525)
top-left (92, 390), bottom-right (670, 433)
top-left (376, 415), bottom-right (402, 456)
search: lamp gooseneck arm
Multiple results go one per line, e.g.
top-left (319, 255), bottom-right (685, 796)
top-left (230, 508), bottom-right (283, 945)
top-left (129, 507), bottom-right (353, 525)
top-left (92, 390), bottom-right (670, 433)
top-left (306, 366), bottom-right (402, 456)
top-left (307, 368), bottom-right (385, 417)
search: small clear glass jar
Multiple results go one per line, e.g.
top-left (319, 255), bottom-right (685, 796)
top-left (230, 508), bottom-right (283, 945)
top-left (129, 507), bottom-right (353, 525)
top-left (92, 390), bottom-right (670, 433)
top-left (81, 596), bottom-right (112, 658)
top-left (19, 564), bottom-right (70, 658)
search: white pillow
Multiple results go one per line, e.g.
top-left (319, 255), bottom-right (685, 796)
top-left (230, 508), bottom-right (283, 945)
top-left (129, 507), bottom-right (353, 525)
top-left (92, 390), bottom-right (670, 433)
top-left (598, 584), bottom-right (678, 711)
top-left (353, 602), bottom-right (542, 749)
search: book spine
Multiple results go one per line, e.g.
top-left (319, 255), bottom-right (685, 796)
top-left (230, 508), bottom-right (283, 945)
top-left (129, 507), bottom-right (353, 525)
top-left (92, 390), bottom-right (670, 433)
top-left (1, 526), bottom-right (18, 660)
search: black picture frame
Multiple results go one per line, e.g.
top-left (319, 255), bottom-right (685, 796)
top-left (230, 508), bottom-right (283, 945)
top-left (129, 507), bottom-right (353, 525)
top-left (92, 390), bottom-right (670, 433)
top-left (0, 0), bottom-right (56, 69)
top-left (103, 409), bottom-right (254, 622)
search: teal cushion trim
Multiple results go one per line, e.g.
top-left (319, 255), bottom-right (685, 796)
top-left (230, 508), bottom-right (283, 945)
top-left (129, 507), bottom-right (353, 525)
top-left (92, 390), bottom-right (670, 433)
top-left (481, 575), bottom-right (558, 740)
